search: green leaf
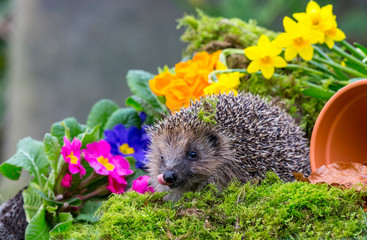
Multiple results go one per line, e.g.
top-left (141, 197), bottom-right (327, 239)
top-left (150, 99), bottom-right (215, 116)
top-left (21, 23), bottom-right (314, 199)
top-left (2, 137), bottom-right (49, 186)
top-left (80, 125), bottom-right (101, 148)
top-left (126, 95), bottom-right (163, 119)
top-left (104, 108), bottom-right (141, 131)
top-left (354, 43), bottom-right (367, 56)
top-left (126, 70), bottom-right (167, 113)
top-left (43, 133), bottom-right (61, 173)
top-left (302, 83), bottom-right (335, 100)
top-left (49, 212), bottom-right (74, 234)
top-left (22, 187), bottom-right (43, 222)
top-left (349, 77), bottom-right (366, 83)
top-left (51, 117), bottom-right (87, 145)
top-left (86, 99), bottom-right (119, 130)
top-left (0, 162), bottom-right (21, 180)
top-left (25, 205), bottom-right (50, 240)
top-left (75, 200), bottom-right (102, 223)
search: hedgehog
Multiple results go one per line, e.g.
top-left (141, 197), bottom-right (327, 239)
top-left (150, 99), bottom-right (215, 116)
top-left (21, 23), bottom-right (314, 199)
top-left (146, 92), bottom-right (311, 201)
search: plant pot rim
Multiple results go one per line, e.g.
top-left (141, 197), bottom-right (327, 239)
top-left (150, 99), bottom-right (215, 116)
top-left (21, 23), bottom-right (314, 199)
top-left (310, 79), bottom-right (367, 172)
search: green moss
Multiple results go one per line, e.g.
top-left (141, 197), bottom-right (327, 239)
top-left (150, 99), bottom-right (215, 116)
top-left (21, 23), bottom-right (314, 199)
top-left (52, 173), bottom-right (367, 239)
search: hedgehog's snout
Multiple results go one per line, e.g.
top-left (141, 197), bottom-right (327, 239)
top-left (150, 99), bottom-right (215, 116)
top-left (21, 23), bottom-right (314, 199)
top-left (163, 171), bottom-right (177, 184)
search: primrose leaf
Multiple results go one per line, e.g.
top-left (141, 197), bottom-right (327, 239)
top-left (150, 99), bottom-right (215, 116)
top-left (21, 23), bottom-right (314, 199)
top-left (126, 70), bottom-right (167, 113)
top-left (43, 133), bottom-right (61, 173)
top-left (0, 162), bottom-right (21, 180)
top-left (86, 99), bottom-right (119, 130)
top-left (75, 200), bottom-right (102, 223)
top-left (49, 212), bottom-right (74, 234)
top-left (25, 205), bottom-right (50, 240)
top-left (80, 125), bottom-right (101, 148)
top-left (104, 108), bottom-right (141, 131)
top-left (22, 187), bottom-right (43, 222)
top-left (51, 117), bottom-right (87, 145)
top-left (126, 95), bottom-right (164, 119)
top-left (2, 137), bottom-right (49, 186)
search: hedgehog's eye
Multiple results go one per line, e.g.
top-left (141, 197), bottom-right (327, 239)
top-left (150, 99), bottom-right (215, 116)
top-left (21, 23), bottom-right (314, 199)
top-left (160, 155), bottom-right (164, 161)
top-left (188, 151), bottom-right (197, 160)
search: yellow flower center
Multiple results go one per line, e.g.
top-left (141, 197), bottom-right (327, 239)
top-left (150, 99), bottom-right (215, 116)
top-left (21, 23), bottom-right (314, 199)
top-left (97, 156), bottom-right (115, 171)
top-left (260, 56), bottom-right (273, 67)
top-left (67, 151), bottom-right (78, 164)
top-left (293, 37), bottom-right (308, 49)
top-left (119, 143), bottom-right (135, 155)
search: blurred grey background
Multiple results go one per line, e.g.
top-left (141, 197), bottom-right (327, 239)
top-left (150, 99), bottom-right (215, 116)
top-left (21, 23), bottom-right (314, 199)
top-left (0, 0), bottom-right (366, 202)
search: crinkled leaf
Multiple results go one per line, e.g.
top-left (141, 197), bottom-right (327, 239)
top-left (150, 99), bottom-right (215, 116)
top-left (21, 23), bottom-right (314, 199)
top-left (86, 99), bottom-right (119, 130)
top-left (43, 133), bottom-right (60, 173)
top-left (49, 212), bottom-right (74, 234)
top-left (126, 70), bottom-right (167, 113)
top-left (80, 125), bottom-right (101, 148)
top-left (297, 162), bottom-right (367, 191)
top-left (25, 205), bottom-right (50, 240)
top-left (75, 200), bottom-right (102, 223)
top-left (104, 108), bottom-right (141, 131)
top-left (302, 82), bottom-right (335, 100)
top-left (51, 117), bottom-right (87, 145)
top-left (22, 186), bottom-right (43, 222)
top-left (126, 95), bottom-right (165, 119)
top-left (1, 137), bottom-right (49, 186)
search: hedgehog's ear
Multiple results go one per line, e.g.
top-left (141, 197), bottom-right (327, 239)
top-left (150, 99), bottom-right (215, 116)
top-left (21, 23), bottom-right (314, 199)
top-left (207, 134), bottom-right (218, 148)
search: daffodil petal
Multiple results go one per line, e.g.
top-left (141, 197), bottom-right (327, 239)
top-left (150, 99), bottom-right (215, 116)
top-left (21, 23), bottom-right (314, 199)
top-left (260, 66), bottom-right (274, 79)
top-left (258, 34), bottom-right (271, 48)
top-left (334, 28), bottom-right (346, 41)
top-left (293, 12), bottom-right (307, 21)
top-left (247, 60), bottom-right (260, 73)
top-left (325, 37), bottom-right (334, 49)
top-left (274, 33), bottom-right (291, 48)
top-left (273, 56), bottom-right (287, 68)
top-left (306, 1), bottom-right (320, 14)
top-left (299, 45), bottom-right (314, 61)
top-left (285, 46), bottom-right (298, 61)
top-left (283, 16), bottom-right (297, 34)
top-left (244, 46), bottom-right (260, 60)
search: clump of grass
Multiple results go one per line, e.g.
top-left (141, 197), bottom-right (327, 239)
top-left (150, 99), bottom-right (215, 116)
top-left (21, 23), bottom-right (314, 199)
top-left (51, 172), bottom-right (367, 239)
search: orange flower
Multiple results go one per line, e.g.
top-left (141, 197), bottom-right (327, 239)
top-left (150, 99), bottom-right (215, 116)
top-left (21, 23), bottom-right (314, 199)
top-left (149, 72), bottom-right (175, 96)
top-left (149, 51), bottom-right (222, 111)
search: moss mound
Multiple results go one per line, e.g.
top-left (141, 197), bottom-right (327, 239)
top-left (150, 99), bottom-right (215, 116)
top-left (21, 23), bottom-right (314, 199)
top-left (52, 173), bottom-right (367, 239)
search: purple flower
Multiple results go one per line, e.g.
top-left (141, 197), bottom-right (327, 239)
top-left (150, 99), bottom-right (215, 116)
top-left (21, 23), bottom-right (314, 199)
top-left (61, 137), bottom-right (86, 178)
top-left (104, 124), bottom-right (149, 169)
top-left (83, 140), bottom-right (133, 184)
top-left (132, 175), bottom-right (154, 194)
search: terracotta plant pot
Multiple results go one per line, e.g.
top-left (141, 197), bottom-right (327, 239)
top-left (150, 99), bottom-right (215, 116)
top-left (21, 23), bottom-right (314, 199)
top-left (310, 79), bottom-right (367, 172)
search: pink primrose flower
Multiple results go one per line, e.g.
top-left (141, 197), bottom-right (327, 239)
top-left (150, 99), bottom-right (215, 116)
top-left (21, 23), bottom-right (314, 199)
top-left (61, 173), bottom-right (73, 188)
top-left (106, 175), bottom-right (127, 194)
top-left (83, 140), bottom-right (133, 183)
top-left (61, 137), bottom-right (86, 178)
top-left (132, 175), bottom-right (155, 194)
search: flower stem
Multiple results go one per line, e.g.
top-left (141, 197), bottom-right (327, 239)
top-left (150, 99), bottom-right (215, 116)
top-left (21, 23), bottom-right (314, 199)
top-left (313, 46), bottom-right (349, 79)
top-left (313, 56), bottom-right (367, 78)
top-left (332, 44), bottom-right (367, 70)
top-left (285, 64), bottom-right (332, 79)
top-left (81, 184), bottom-right (109, 201)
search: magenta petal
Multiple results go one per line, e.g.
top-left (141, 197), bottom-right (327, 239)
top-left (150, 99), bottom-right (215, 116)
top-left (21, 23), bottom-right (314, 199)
top-left (106, 176), bottom-right (126, 194)
top-left (61, 173), bottom-right (73, 188)
top-left (132, 175), bottom-right (153, 194)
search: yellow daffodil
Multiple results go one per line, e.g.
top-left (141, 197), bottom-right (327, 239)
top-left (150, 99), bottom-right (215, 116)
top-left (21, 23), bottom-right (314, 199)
top-left (244, 34), bottom-right (287, 79)
top-left (324, 20), bottom-right (346, 49)
top-left (204, 71), bottom-right (241, 95)
top-left (293, 1), bottom-right (334, 33)
top-left (274, 16), bottom-right (323, 61)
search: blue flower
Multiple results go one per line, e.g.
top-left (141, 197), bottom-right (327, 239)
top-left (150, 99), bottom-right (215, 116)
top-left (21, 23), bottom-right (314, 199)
top-left (104, 124), bottom-right (149, 169)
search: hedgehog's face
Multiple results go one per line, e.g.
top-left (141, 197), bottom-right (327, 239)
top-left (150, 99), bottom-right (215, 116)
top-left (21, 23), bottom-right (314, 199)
top-left (147, 126), bottom-right (224, 192)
